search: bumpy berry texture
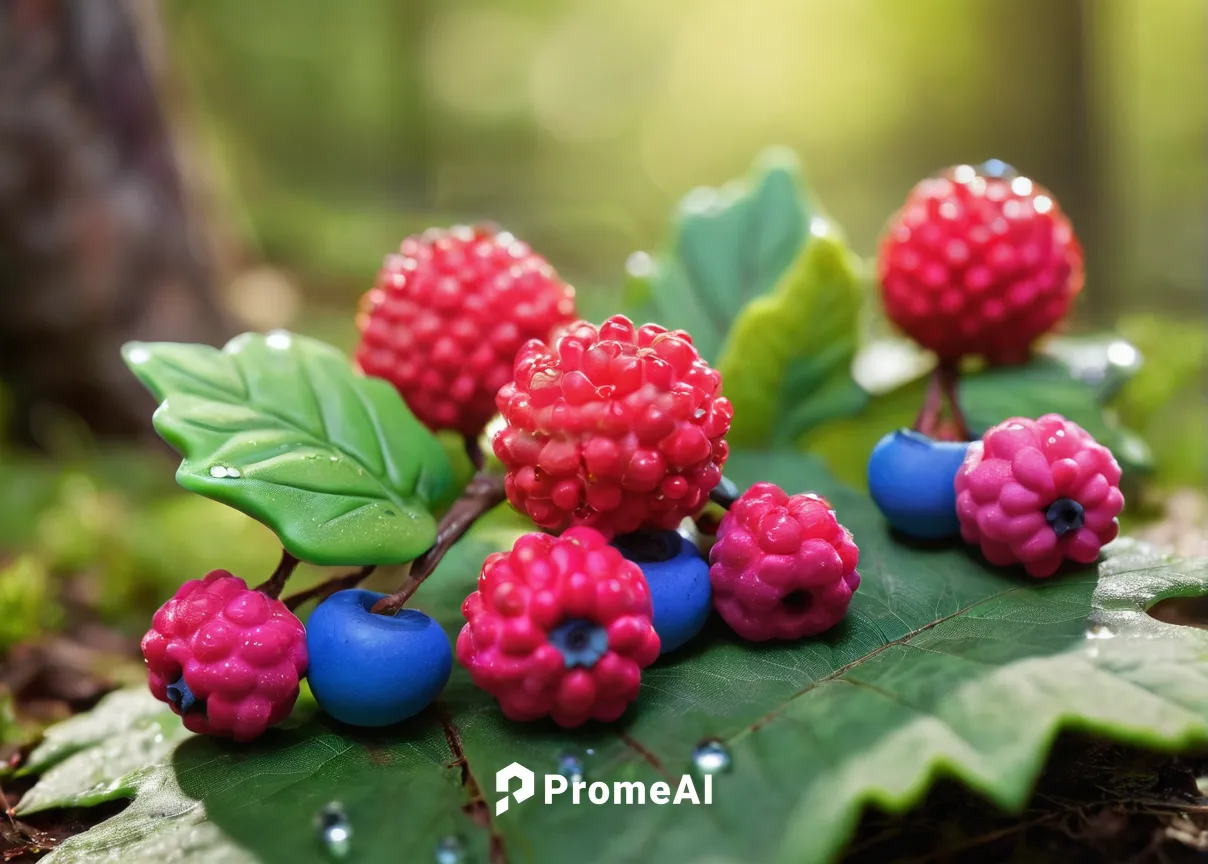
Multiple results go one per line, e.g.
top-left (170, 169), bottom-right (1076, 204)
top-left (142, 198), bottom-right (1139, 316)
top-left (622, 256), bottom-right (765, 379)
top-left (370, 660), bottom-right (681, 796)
top-left (456, 527), bottom-right (661, 727)
top-left (955, 413), bottom-right (1123, 578)
top-left (493, 314), bottom-right (733, 538)
top-left (355, 225), bottom-right (577, 437)
top-left (878, 163), bottom-right (1084, 363)
top-left (141, 571), bottom-right (308, 741)
top-left (709, 483), bottom-right (860, 641)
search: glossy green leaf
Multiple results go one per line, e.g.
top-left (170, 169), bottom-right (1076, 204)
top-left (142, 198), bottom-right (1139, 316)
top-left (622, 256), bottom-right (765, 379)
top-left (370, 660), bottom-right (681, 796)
top-left (643, 149), bottom-right (810, 362)
top-left (718, 228), bottom-right (867, 447)
top-left (123, 332), bottom-right (456, 566)
top-left (18, 453), bottom-right (1208, 864)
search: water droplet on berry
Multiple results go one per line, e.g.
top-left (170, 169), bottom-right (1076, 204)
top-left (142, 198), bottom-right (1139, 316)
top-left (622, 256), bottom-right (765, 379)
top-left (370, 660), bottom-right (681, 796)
top-left (434, 835), bottom-right (464, 864)
top-left (692, 739), bottom-right (732, 774)
top-left (557, 752), bottom-right (585, 784)
top-left (317, 803), bottom-right (352, 859)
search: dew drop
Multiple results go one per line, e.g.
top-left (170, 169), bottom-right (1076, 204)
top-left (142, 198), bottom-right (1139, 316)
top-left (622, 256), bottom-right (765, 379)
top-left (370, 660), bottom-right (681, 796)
top-left (208, 465), bottom-right (241, 479)
top-left (434, 835), bottom-right (464, 864)
top-left (317, 803), bottom-right (352, 859)
top-left (126, 346), bottom-right (151, 365)
top-left (557, 752), bottom-right (585, 784)
top-left (265, 330), bottom-right (293, 350)
top-left (692, 739), bottom-right (732, 774)
top-left (1085, 624), bottom-right (1116, 640)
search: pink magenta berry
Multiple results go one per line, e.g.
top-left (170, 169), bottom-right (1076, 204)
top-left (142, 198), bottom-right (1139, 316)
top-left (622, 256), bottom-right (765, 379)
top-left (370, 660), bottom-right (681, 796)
top-left (492, 314), bottom-right (733, 539)
top-left (955, 414), bottom-right (1124, 577)
top-left (456, 527), bottom-right (661, 727)
top-left (708, 483), bottom-right (860, 641)
top-left (355, 225), bottom-right (577, 438)
top-left (141, 571), bottom-right (308, 741)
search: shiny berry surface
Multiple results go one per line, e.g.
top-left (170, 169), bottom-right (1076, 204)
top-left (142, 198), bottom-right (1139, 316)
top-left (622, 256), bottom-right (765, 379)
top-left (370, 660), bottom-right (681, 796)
top-left (613, 529), bottom-right (712, 654)
top-left (955, 413), bottom-right (1123, 578)
top-left (709, 483), bottom-right (860, 641)
top-left (456, 527), bottom-right (661, 728)
top-left (306, 589), bottom-right (452, 727)
top-left (356, 225), bottom-right (577, 437)
top-left (878, 163), bottom-right (1084, 363)
top-left (492, 314), bottom-right (733, 539)
top-left (141, 571), bottom-right (308, 741)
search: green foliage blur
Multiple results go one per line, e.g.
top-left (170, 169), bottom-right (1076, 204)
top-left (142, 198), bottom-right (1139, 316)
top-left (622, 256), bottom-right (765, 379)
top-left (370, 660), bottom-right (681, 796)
top-left (165, 0), bottom-right (1204, 324)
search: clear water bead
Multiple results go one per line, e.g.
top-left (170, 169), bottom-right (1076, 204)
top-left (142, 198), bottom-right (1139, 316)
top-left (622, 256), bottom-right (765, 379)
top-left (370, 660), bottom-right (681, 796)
top-left (557, 752), bottom-right (585, 784)
top-left (692, 739), bottom-right (732, 774)
top-left (434, 835), bottom-right (465, 864)
top-left (317, 803), bottom-right (352, 859)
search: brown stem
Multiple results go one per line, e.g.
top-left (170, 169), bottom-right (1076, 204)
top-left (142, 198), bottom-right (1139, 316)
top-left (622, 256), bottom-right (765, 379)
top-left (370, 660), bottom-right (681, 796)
top-left (936, 361), bottom-right (973, 441)
top-left (371, 472), bottom-right (507, 615)
top-left (912, 367), bottom-right (945, 436)
top-left (283, 565), bottom-right (376, 612)
top-left (464, 435), bottom-right (485, 473)
top-left (255, 550), bottom-right (299, 599)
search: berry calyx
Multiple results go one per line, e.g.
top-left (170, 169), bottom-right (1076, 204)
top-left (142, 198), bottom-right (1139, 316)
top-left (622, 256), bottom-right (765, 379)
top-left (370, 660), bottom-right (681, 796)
top-left (306, 589), bottom-right (452, 727)
top-left (355, 225), bottom-right (577, 438)
top-left (456, 527), bottom-right (661, 727)
top-left (141, 571), bottom-right (308, 741)
top-left (492, 314), bottom-right (733, 539)
top-left (613, 529), bottom-right (712, 654)
top-left (954, 413), bottom-right (1124, 577)
top-left (878, 161), bottom-right (1084, 363)
top-left (709, 483), bottom-right (860, 641)
top-left (867, 429), bottom-right (970, 539)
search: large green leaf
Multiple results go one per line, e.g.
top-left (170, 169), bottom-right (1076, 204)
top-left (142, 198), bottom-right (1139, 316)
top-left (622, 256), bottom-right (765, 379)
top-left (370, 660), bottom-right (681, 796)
top-left (718, 228), bottom-right (867, 447)
top-left (17, 453), bottom-right (1208, 864)
top-left (123, 332), bottom-right (456, 566)
top-left (642, 149), bottom-right (810, 362)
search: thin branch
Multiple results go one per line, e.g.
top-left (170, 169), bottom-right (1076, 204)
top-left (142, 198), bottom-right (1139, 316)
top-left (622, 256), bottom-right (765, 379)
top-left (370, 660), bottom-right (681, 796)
top-left (283, 565), bottom-right (376, 612)
top-left (936, 359), bottom-right (973, 441)
top-left (912, 366), bottom-right (945, 436)
top-left (255, 549), bottom-right (300, 598)
top-left (371, 472), bottom-right (507, 615)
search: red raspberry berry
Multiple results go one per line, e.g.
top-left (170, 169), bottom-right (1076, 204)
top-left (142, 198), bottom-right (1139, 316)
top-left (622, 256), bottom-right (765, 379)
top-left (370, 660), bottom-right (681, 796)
top-left (955, 414), bottom-right (1123, 578)
top-left (492, 314), bottom-right (733, 538)
top-left (709, 483), bottom-right (860, 641)
top-left (355, 226), bottom-right (577, 437)
top-left (878, 162), bottom-right (1084, 363)
top-left (141, 571), bottom-right (308, 741)
top-left (456, 527), bottom-right (661, 727)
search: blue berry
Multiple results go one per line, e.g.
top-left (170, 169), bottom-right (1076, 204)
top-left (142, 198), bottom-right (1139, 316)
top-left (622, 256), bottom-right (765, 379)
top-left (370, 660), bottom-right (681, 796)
top-left (306, 589), bottom-right (452, 727)
top-left (613, 530), bottom-right (711, 653)
top-left (868, 429), bottom-right (970, 539)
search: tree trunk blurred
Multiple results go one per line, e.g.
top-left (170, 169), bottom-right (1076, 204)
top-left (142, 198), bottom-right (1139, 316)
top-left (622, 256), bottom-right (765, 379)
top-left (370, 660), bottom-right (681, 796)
top-left (0, 0), bottom-right (231, 444)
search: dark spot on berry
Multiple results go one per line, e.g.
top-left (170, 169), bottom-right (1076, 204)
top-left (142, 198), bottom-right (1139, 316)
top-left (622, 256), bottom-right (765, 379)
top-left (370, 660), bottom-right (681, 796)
top-left (549, 618), bottom-right (609, 669)
top-left (1046, 498), bottom-right (1085, 537)
top-left (613, 530), bottom-right (678, 563)
top-left (165, 673), bottom-right (203, 715)
top-left (780, 590), bottom-right (814, 614)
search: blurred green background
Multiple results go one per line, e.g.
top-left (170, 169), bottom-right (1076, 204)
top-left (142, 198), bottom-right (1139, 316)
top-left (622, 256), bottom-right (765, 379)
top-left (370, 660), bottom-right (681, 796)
top-left (163, 0), bottom-right (1205, 326)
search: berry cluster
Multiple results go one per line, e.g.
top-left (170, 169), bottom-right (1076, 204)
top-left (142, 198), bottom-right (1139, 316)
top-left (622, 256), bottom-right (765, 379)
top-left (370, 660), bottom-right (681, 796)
top-left (457, 528), bottom-right (661, 727)
top-left (139, 171), bottom-right (1126, 742)
top-left (710, 484), bottom-right (860, 641)
top-left (879, 162), bottom-right (1083, 364)
top-left (356, 226), bottom-right (577, 438)
top-left (493, 315), bottom-right (733, 538)
top-left (955, 414), bottom-right (1123, 577)
top-left (142, 571), bottom-right (307, 741)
